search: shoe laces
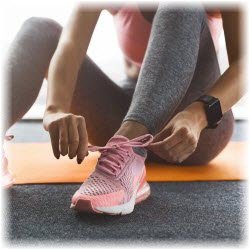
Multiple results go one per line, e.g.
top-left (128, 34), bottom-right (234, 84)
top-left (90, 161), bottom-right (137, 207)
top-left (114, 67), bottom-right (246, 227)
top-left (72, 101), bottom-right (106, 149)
top-left (88, 134), bottom-right (153, 177)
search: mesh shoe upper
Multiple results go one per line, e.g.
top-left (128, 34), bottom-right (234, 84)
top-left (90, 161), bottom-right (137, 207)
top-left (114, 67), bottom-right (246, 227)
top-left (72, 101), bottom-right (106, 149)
top-left (72, 134), bottom-right (153, 206)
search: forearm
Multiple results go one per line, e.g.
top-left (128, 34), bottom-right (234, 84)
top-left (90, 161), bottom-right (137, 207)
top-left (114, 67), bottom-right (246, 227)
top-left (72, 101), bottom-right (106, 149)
top-left (186, 59), bottom-right (246, 129)
top-left (44, 6), bottom-right (100, 115)
top-left (207, 59), bottom-right (245, 113)
top-left (45, 44), bottom-right (80, 114)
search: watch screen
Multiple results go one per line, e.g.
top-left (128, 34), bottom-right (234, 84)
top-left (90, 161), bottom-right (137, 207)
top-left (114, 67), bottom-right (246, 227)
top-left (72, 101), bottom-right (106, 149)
top-left (207, 100), bottom-right (223, 126)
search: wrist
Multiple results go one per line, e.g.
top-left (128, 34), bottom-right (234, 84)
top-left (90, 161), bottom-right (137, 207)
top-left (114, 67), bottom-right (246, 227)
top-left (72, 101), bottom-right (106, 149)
top-left (185, 102), bottom-right (208, 129)
top-left (44, 105), bottom-right (66, 116)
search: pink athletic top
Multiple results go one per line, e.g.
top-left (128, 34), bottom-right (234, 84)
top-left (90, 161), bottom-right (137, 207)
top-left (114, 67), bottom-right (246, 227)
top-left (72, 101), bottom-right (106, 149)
top-left (111, 5), bottom-right (223, 67)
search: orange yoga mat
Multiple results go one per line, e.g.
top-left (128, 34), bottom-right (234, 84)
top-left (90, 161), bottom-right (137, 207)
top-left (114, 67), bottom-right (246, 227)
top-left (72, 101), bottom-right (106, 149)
top-left (6, 142), bottom-right (248, 184)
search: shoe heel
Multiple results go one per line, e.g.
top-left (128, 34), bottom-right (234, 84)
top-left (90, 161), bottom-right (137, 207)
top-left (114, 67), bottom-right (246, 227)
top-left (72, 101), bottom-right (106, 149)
top-left (135, 182), bottom-right (151, 204)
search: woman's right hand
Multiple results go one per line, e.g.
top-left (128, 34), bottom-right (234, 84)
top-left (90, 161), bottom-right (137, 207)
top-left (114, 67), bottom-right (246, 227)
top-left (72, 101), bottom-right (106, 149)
top-left (43, 112), bottom-right (88, 164)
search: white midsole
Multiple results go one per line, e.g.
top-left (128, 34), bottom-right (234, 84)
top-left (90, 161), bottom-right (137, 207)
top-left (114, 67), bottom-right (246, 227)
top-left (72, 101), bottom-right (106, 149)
top-left (95, 182), bottom-right (150, 215)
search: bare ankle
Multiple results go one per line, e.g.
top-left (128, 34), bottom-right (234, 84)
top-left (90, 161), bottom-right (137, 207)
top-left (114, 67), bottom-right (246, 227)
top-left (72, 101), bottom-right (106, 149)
top-left (115, 121), bottom-right (149, 140)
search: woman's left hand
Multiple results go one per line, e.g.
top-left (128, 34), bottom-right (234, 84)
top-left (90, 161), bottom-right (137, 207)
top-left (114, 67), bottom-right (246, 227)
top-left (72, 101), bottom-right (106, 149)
top-left (147, 102), bottom-right (207, 163)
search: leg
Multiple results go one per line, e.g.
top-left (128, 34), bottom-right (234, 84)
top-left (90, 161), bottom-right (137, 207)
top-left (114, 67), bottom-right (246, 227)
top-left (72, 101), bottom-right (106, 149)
top-left (4, 17), bottom-right (132, 146)
top-left (4, 17), bottom-right (61, 134)
top-left (122, 5), bottom-right (207, 134)
top-left (2, 17), bottom-right (62, 189)
top-left (70, 58), bottom-right (132, 146)
top-left (117, 5), bottom-right (234, 165)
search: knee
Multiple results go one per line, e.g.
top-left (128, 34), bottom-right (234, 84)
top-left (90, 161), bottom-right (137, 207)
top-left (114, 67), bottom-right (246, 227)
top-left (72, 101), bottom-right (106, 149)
top-left (155, 3), bottom-right (206, 31)
top-left (18, 17), bottom-right (61, 53)
top-left (21, 17), bottom-right (61, 37)
top-left (23, 16), bottom-right (60, 29)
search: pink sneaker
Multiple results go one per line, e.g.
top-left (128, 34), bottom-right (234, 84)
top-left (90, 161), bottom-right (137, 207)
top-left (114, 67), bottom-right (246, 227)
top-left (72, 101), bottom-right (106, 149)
top-left (2, 135), bottom-right (15, 189)
top-left (71, 134), bottom-right (153, 215)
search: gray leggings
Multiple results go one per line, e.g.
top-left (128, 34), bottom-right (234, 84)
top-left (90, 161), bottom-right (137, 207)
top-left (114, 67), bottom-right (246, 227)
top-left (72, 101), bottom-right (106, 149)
top-left (4, 5), bottom-right (234, 165)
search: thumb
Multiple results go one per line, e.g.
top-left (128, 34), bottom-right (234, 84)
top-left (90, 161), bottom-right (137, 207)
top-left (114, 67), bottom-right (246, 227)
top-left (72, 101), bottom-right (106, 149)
top-left (147, 141), bottom-right (165, 152)
top-left (152, 125), bottom-right (172, 143)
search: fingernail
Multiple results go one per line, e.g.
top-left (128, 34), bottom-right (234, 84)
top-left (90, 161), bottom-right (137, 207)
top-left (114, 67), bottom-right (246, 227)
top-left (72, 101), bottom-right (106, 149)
top-left (77, 158), bottom-right (83, 164)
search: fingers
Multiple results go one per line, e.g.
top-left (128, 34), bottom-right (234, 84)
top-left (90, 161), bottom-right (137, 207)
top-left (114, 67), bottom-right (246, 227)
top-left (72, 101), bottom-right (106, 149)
top-left (76, 116), bottom-right (88, 164)
top-left (178, 150), bottom-right (194, 163)
top-left (162, 127), bottom-right (188, 150)
top-left (45, 113), bottom-right (88, 163)
top-left (148, 127), bottom-right (198, 163)
top-left (68, 116), bottom-right (79, 159)
top-left (60, 115), bottom-right (89, 165)
top-left (148, 127), bottom-right (183, 152)
top-left (66, 115), bottom-right (89, 165)
top-left (59, 119), bottom-right (69, 156)
top-left (147, 141), bottom-right (165, 152)
top-left (152, 126), bottom-right (172, 143)
top-left (48, 122), bottom-right (60, 159)
top-left (168, 137), bottom-right (196, 163)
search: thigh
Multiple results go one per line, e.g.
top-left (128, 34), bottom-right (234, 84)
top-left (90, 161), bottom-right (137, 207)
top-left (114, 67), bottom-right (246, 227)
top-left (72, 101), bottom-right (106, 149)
top-left (70, 57), bottom-right (133, 146)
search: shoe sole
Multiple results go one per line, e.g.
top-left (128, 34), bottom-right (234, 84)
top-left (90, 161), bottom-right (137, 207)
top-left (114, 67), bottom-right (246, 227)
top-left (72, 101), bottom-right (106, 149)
top-left (71, 181), bottom-right (151, 215)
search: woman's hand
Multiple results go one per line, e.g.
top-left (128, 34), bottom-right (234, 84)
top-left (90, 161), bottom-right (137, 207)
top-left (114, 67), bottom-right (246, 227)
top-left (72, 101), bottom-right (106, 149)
top-left (43, 111), bottom-right (88, 164)
top-left (147, 102), bottom-right (207, 163)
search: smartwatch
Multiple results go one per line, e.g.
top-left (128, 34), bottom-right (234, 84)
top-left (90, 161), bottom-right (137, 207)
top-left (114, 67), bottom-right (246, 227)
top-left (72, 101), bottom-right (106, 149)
top-left (196, 95), bottom-right (223, 129)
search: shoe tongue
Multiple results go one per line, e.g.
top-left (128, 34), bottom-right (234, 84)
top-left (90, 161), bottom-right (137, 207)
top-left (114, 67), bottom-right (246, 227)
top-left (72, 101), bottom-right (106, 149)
top-left (106, 135), bottom-right (129, 146)
top-left (106, 135), bottom-right (147, 157)
top-left (97, 135), bottom-right (130, 176)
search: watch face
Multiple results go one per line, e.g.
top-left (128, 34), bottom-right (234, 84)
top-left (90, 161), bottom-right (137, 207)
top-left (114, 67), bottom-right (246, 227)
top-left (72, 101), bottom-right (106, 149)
top-left (207, 99), bottom-right (223, 126)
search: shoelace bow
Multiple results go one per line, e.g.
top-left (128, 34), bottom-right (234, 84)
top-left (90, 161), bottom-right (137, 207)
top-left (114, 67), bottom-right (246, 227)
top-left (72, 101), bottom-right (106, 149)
top-left (87, 134), bottom-right (153, 176)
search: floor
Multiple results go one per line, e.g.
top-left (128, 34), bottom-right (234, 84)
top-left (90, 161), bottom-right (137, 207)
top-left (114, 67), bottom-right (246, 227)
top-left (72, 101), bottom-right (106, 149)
top-left (3, 120), bottom-right (248, 246)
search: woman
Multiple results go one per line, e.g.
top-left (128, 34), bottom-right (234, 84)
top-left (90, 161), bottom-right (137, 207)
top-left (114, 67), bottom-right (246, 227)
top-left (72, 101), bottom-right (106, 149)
top-left (3, 3), bottom-right (245, 214)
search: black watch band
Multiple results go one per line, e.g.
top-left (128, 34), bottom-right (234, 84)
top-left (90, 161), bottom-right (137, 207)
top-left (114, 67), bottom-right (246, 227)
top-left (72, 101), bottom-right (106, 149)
top-left (197, 95), bottom-right (223, 129)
